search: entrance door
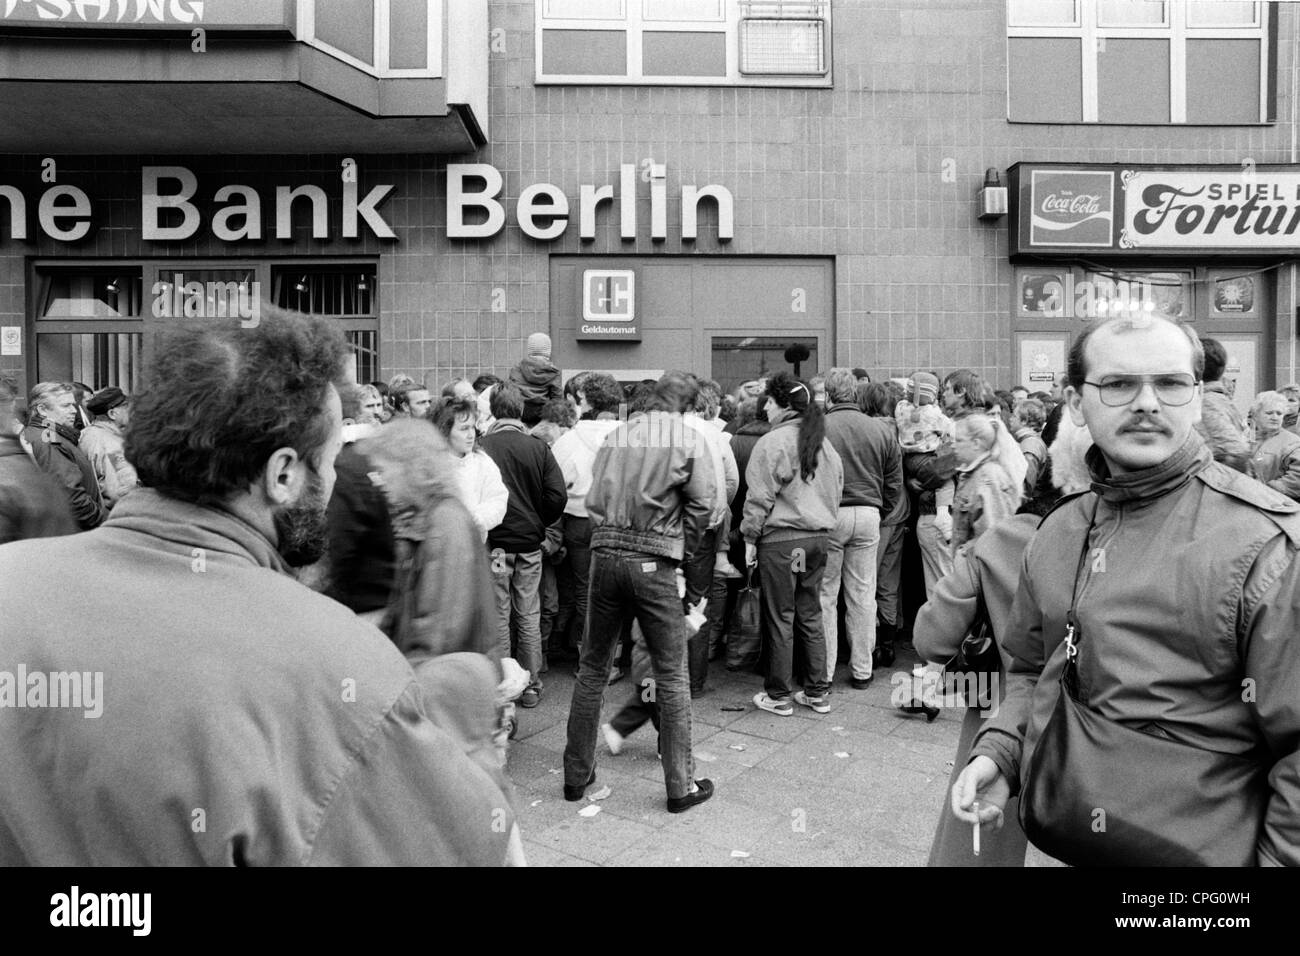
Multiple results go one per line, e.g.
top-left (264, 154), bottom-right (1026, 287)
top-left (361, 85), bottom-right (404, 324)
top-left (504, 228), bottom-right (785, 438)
top-left (711, 334), bottom-right (823, 396)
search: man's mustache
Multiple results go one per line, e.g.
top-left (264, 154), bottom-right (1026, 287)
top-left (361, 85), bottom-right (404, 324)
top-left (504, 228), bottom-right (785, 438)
top-left (1120, 414), bottom-right (1172, 435)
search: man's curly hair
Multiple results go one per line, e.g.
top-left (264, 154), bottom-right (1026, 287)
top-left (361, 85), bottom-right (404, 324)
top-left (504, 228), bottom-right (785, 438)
top-left (125, 305), bottom-right (349, 504)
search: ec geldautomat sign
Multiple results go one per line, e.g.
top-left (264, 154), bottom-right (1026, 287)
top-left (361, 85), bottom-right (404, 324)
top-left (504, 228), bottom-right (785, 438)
top-left (1010, 162), bottom-right (1300, 256)
top-left (578, 269), bottom-right (638, 342)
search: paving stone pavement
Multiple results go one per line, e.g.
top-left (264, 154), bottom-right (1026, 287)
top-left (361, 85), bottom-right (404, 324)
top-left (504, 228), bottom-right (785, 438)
top-left (507, 644), bottom-right (964, 867)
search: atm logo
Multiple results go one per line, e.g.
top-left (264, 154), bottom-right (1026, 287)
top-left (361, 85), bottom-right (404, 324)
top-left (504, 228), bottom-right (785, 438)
top-left (583, 270), bottom-right (635, 321)
top-left (1029, 170), bottom-right (1115, 247)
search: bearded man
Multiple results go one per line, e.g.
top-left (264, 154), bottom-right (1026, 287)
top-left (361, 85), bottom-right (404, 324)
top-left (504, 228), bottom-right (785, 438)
top-left (0, 306), bottom-right (520, 866)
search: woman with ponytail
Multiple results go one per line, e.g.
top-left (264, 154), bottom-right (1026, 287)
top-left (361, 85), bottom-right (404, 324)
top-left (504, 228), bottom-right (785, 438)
top-left (740, 372), bottom-right (844, 717)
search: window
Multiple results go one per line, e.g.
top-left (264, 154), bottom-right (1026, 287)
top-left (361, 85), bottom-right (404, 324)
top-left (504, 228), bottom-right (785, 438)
top-left (536, 0), bottom-right (831, 86)
top-left (34, 270), bottom-right (144, 393)
top-left (30, 261), bottom-right (379, 393)
top-left (299, 0), bottom-right (442, 78)
top-left (272, 266), bottom-right (379, 384)
top-left (1007, 0), bottom-right (1273, 124)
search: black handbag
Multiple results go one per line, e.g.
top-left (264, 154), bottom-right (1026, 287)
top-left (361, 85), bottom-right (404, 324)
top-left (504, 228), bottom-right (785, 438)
top-left (1017, 504), bottom-right (1271, 867)
top-left (942, 586), bottom-right (1001, 683)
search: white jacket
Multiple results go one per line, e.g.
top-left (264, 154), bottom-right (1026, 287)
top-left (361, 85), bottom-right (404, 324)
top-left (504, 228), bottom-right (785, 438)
top-left (451, 449), bottom-right (509, 541)
top-left (552, 418), bottom-right (622, 518)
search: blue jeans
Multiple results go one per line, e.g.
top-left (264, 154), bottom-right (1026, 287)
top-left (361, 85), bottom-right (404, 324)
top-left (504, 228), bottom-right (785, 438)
top-left (490, 549), bottom-right (543, 692)
top-left (563, 549), bottom-right (696, 800)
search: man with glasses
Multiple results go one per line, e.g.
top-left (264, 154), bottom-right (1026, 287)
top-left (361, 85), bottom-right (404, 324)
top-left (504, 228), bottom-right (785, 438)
top-left (951, 312), bottom-right (1300, 866)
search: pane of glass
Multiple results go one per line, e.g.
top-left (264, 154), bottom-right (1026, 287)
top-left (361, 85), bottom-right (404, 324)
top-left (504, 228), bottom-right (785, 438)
top-left (711, 336), bottom-right (818, 397)
top-left (37, 332), bottom-right (143, 393)
top-left (644, 31), bottom-right (726, 76)
top-left (1185, 39), bottom-right (1261, 124)
top-left (543, 0), bottom-right (625, 18)
top-left (314, 0), bottom-right (375, 64)
top-left (1187, 1), bottom-right (1257, 27)
top-left (1097, 0), bottom-right (1166, 27)
top-left (1098, 38), bottom-right (1169, 123)
top-left (41, 272), bottom-right (142, 319)
top-left (347, 330), bottom-right (379, 385)
top-left (740, 20), bottom-right (825, 75)
top-left (644, 0), bottom-right (722, 20)
top-left (272, 267), bottom-right (377, 317)
top-left (1008, 0), bottom-right (1077, 27)
top-left (1019, 272), bottom-right (1069, 315)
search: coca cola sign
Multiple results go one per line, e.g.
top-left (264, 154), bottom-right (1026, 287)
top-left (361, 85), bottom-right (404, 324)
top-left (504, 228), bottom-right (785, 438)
top-left (1029, 170), bottom-right (1115, 247)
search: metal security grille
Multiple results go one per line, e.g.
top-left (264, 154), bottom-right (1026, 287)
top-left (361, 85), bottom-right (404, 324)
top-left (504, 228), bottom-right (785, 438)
top-left (740, 18), bottom-right (824, 74)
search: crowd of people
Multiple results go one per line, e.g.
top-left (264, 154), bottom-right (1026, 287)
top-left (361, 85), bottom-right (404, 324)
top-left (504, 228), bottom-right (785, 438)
top-left (2, 309), bottom-right (1298, 866)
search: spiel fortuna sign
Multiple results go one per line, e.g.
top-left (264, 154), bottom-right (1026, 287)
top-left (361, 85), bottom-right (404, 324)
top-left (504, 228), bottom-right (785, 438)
top-left (0, 162), bottom-right (735, 244)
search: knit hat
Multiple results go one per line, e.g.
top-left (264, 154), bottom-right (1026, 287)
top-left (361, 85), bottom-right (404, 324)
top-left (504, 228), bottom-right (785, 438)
top-left (85, 386), bottom-right (127, 416)
top-left (910, 371), bottom-right (940, 405)
top-left (526, 332), bottom-right (552, 360)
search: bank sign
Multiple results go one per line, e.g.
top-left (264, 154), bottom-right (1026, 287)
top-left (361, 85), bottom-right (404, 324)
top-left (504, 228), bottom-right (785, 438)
top-left (1010, 162), bottom-right (1300, 256)
top-left (578, 270), bottom-right (638, 341)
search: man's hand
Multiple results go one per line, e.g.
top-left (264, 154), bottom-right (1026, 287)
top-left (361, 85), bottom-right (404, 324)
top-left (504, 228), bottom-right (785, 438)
top-left (744, 542), bottom-right (758, 567)
top-left (951, 755), bottom-right (1010, 828)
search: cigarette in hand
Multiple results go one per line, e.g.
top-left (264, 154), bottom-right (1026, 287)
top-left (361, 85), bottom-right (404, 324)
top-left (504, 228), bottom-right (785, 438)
top-left (971, 800), bottom-right (981, 856)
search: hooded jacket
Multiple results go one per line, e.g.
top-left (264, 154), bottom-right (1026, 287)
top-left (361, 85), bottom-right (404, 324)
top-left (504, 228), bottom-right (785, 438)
top-left (970, 434), bottom-right (1300, 866)
top-left (740, 412), bottom-right (844, 544)
top-left (21, 415), bottom-right (106, 530)
top-left (0, 488), bottom-right (517, 865)
top-left (507, 357), bottom-right (563, 425)
top-left (552, 417), bottom-right (622, 518)
top-left (0, 432), bottom-right (77, 544)
top-left (479, 419), bottom-right (567, 553)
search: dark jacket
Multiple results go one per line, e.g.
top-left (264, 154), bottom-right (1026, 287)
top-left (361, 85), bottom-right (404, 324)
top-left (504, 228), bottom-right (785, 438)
top-left (904, 444), bottom-right (958, 517)
top-left (325, 442), bottom-right (396, 614)
top-left (21, 416), bottom-right (106, 530)
top-left (480, 419), bottom-right (566, 553)
top-left (507, 357), bottom-right (563, 426)
top-left (823, 402), bottom-right (902, 513)
top-left (0, 488), bottom-right (517, 865)
top-left (0, 433), bottom-right (77, 545)
top-left (971, 436), bottom-right (1300, 866)
top-left (914, 514), bottom-right (1036, 867)
top-left (729, 420), bottom-right (771, 528)
top-left (586, 410), bottom-right (715, 564)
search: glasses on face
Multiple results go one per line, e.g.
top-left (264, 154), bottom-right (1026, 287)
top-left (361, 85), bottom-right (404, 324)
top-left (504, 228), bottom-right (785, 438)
top-left (1082, 373), bottom-right (1199, 407)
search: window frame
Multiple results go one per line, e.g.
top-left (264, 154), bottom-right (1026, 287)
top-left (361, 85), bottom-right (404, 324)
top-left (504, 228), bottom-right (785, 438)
top-left (535, 0), bottom-right (832, 87)
top-left (298, 0), bottom-right (443, 79)
top-left (1006, 0), bottom-right (1272, 124)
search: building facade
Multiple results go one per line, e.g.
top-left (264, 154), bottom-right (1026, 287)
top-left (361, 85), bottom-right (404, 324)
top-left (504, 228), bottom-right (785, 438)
top-left (1, 0), bottom-right (1297, 414)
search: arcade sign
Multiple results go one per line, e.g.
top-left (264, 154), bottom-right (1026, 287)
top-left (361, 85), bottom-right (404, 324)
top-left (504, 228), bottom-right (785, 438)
top-left (1010, 162), bottom-right (1300, 256)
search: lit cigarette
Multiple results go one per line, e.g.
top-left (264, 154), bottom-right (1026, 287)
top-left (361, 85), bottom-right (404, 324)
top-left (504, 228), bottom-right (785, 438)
top-left (972, 800), bottom-right (981, 856)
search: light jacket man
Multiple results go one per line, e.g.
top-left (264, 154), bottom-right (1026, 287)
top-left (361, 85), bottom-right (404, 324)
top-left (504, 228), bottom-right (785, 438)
top-left (79, 404), bottom-right (138, 510)
top-left (1195, 378), bottom-right (1250, 472)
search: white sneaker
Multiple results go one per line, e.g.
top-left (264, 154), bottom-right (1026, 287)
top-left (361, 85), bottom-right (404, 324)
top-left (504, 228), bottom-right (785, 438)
top-left (794, 690), bottom-right (831, 714)
top-left (753, 692), bottom-right (793, 716)
top-left (602, 723), bottom-right (625, 755)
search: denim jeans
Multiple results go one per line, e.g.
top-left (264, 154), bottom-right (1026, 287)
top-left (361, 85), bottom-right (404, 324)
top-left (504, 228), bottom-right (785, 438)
top-left (564, 549), bottom-right (695, 800)
top-left (875, 520), bottom-right (906, 627)
top-left (916, 516), bottom-right (954, 600)
top-left (562, 515), bottom-right (593, 650)
top-left (490, 549), bottom-right (543, 691)
top-left (757, 535), bottom-right (830, 699)
top-left (819, 505), bottom-right (881, 682)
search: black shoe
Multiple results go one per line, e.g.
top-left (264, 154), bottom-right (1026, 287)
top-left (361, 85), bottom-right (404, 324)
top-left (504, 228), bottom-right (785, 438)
top-left (899, 698), bottom-right (940, 722)
top-left (564, 771), bottom-right (596, 802)
top-left (850, 675), bottom-right (873, 690)
top-left (667, 779), bottom-right (714, 813)
top-left (872, 620), bottom-right (897, 669)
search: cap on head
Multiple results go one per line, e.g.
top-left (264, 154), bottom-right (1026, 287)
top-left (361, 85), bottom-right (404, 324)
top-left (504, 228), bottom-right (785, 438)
top-left (527, 332), bottom-right (552, 360)
top-left (86, 386), bottom-right (127, 416)
top-left (910, 371), bottom-right (940, 404)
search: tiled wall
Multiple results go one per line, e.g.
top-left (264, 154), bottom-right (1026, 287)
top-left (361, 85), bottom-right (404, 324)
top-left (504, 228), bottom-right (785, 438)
top-left (2, 0), bottom-right (1298, 397)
